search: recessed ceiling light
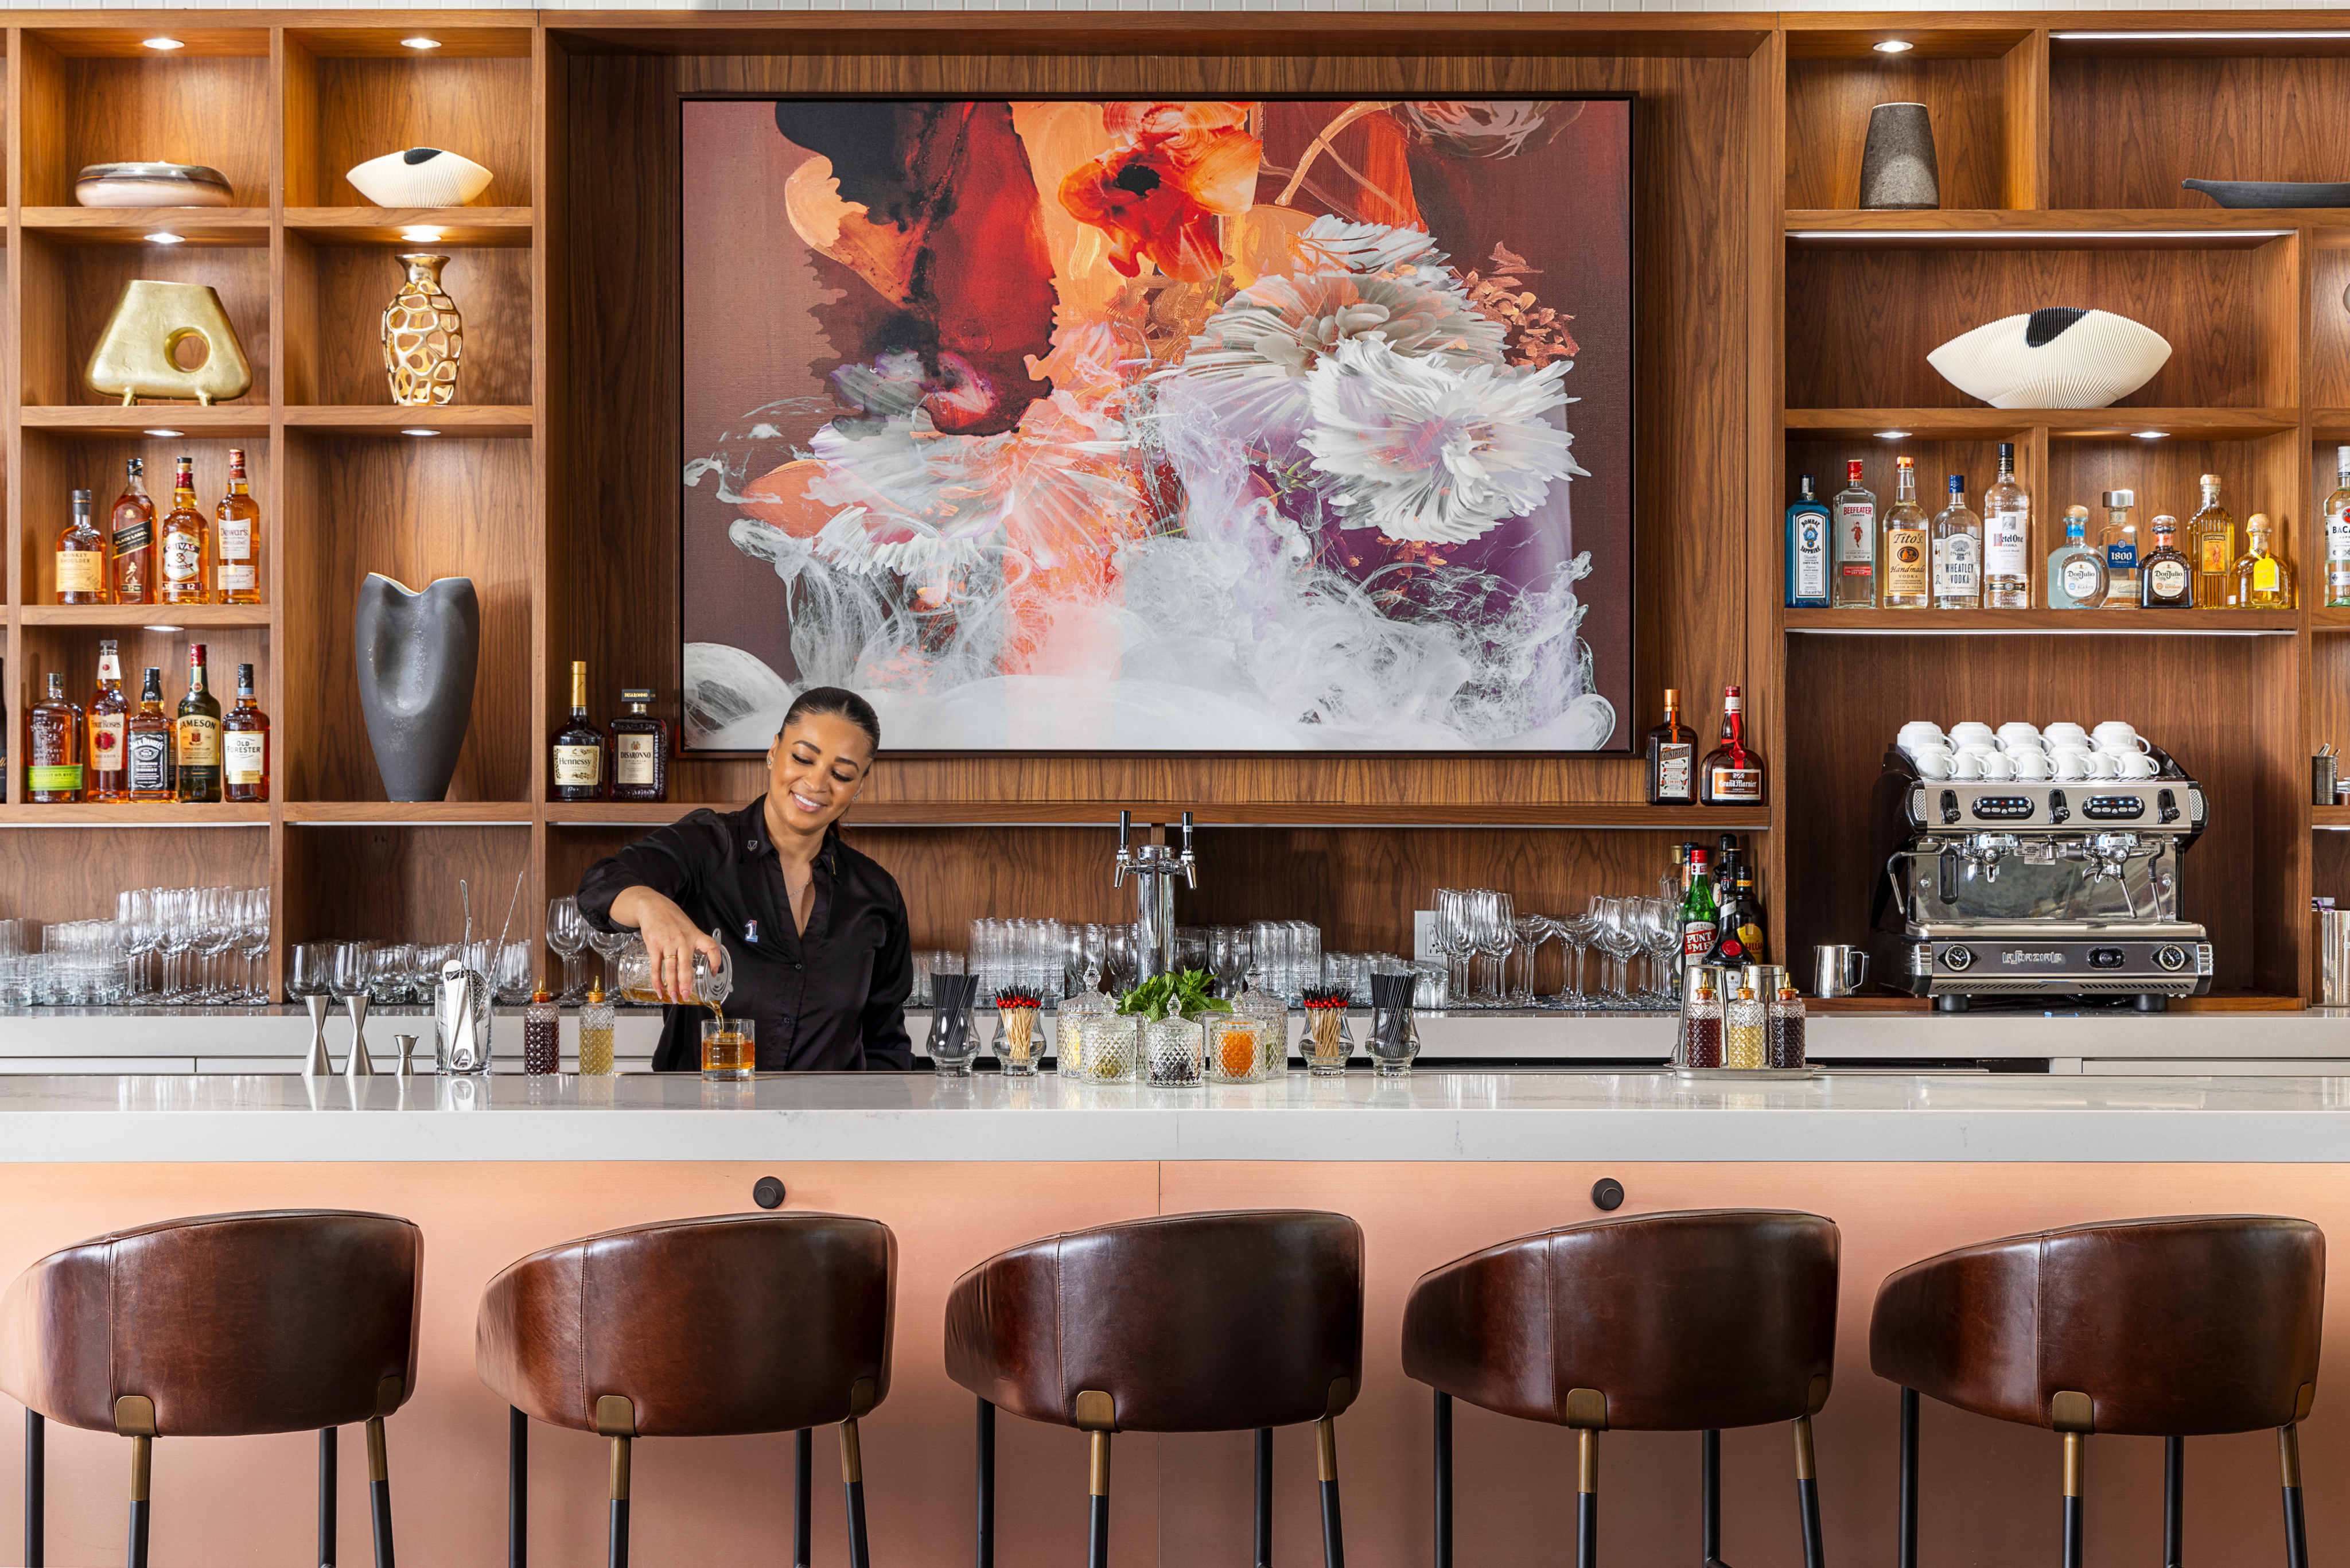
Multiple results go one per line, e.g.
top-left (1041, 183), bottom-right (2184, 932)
top-left (143, 429), bottom-right (182, 438)
top-left (143, 625), bottom-right (184, 635)
top-left (1875, 430), bottom-right (1911, 440)
top-left (401, 429), bottom-right (440, 438)
top-left (399, 227), bottom-right (443, 243)
top-left (142, 36), bottom-right (183, 50)
top-left (1873, 39), bottom-right (1914, 53)
top-left (2134, 431), bottom-right (2169, 440)
top-left (400, 36), bottom-right (441, 49)
top-left (145, 231), bottom-right (185, 246)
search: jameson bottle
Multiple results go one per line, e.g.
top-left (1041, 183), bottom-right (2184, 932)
top-left (110, 458), bottom-right (156, 606)
top-left (174, 643), bottom-right (223, 803)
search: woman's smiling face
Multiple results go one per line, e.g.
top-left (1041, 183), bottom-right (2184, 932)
top-left (765, 711), bottom-right (876, 834)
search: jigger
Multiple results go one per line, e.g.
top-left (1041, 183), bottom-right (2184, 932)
top-left (391, 1033), bottom-right (419, 1079)
top-left (301, 993), bottom-right (334, 1079)
top-left (344, 993), bottom-right (375, 1079)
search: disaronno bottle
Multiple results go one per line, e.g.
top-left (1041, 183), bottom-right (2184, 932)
top-left (608, 687), bottom-right (669, 803)
top-left (550, 660), bottom-right (605, 802)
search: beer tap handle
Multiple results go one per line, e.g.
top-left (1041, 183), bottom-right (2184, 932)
top-left (1178, 811), bottom-right (1197, 889)
top-left (1113, 810), bottom-right (1132, 888)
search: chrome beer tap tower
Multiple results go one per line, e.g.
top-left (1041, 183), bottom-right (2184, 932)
top-left (1113, 809), bottom-right (1196, 983)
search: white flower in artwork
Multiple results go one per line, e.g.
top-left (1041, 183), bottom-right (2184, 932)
top-left (1300, 336), bottom-right (1583, 544)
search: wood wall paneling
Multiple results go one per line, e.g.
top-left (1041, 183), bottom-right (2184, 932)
top-left (282, 822), bottom-right (531, 951)
top-left (0, 826), bottom-right (269, 925)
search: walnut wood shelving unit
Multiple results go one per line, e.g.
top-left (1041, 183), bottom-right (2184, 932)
top-left (0, 9), bottom-right (2336, 1007)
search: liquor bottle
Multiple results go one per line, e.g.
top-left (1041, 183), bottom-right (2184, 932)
top-left (159, 457), bottom-right (209, 606)
top-left (127, 667), bottom-right (173, 803)
top-left (2046, 505), bottom-right (2108, 610)
top-left (1982, 443), bottom-right (2030, 609)
top-left (2187, 473), bottom-right (2235, 609)
top-left (551, 659), bottom-right (605, 801)
top-left (173, 643), bottom-right (223, 803)
top-left (1698, 685), bottom-right (1764, 805)
top-left (1784, 476), bottom-right (1830, 609)
top-left (1706, 870), bottom-right (1752, 970)
top-left (222, 663), bottom-right (270, 804)
top-left (2231, 513), bottom-right (2295, 610)
top-left (213, 448), bottom-right (260, 605)
top-left (1678, 847), bottom-right (1719, 970)
top-left (1731, 865), bottom-right (1768, 966)
top-left (110, 458), bottom-right (155, 606)
top-left (2328, 448), bottom-right (2350, 609)
top-left (608, 687), bottom-right (670, 804)
top-left (1931, 473), bottom-right (1983, 609)
top-left (1880, 456), bottom-right (1930, 610)
top-left (2099, 488), bottom-right (2140, 609)
top-left (1709, 866), bottom-right (1766, 970)
top-left (1644, 688), bottom-right (1697, 807)
top-left (1832, 459), bottom-right (1877, 608)
top-left (86, 639), bottom-right (129, 804)
top-left (28, 672), bottom-right (84, 804)
top-left (55, 488), bottom-right (106, 605)
top-left (2140, 515), bottom-right (2195, 609)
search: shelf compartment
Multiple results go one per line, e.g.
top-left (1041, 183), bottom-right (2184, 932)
top-left (18, 29), bottom-right (271, 209)
top-left (1785, 609), bottom-right (2300, 634)
top-left (282, 407), bottom-right (534, 438)
top-left (283, 33), bottom-right (534, 210)
top-left (14, 625), bottom-right (271, 810)
top-left (2052, 50), bottom-right (2350, 211)
top-left (17, 432), bottom-right (271, 613)
top-left (1785, 239), bottom-right (2298, 411)
top-left (286, 208), bottom-right (535, 248)
top-left (20, 209), bottom-right (271, 248)
top-left (18, 238), bottom-right (272, 410)
top-left (21, 605), bottom-right (271, 629)
top-left (282, 238), bottom-right (531, 410)
top-left (281, 820), bottom-right (531, 954)
top-left (1785, 28), bottom-right (2037, 212)
top-left (285, 801), bottom-right (532, 826)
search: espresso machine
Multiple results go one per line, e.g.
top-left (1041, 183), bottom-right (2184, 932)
top-left (1868, 746), bottom-right (2212, 1010)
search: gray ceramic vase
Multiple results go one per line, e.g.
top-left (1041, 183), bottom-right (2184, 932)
top-left (1859, 102), bottom-right (1940, 211)
top-left (355, 573), bottom-right (478, 801)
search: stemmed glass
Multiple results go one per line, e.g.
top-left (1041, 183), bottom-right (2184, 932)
top-left (194, 888), bottom-right (240, 1003)
top-left (155, 889), bottom-right (196, 1003)
top-left (1432, 890), bottom-right (1474, 1003)
top-left (241, 887), bottom-right (273, 1004)
top-left (1639, 899), bottom-right (1684, 1007)
top-left (546, 898), bottom-right (588, 1003)
top-left (1585, 897), bottom-right (1623, 1003)
top-left (118, 890), bottom-right (157, 1001)
top-left (330, 942), bottom-right (373, 1006)
top-left (588, 923), bottom-right (633, 996)
top-left (1475, 891), bottom-right (1516, 1005)
top-left (1597, 900), bottom-right (1643, 1006)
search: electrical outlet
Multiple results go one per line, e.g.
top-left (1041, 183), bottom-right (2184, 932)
top-left (1413, 910), bottom-right (1437, 963)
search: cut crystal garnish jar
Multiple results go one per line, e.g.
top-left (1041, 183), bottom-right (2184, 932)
top-left (1145, 1011), bottom-right (1204, 1087)
top-left (1081, 1013), bottom-right (1141, 1084)
top-left (1058, 966), bottom-right (1111, 1079)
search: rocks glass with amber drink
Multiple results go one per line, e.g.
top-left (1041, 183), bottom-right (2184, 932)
top-left (702, 1017), bottom-right (754, 1081)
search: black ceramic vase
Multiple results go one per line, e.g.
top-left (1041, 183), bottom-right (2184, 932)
top-left (355, 573), bottom-right (478, 801)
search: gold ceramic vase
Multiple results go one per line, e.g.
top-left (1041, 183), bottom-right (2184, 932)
top-left (382, 252), bottom-right (462, 406)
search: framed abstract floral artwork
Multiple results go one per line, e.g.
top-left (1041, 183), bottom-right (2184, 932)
top-left (681, 96), bottom-right (1635, 754)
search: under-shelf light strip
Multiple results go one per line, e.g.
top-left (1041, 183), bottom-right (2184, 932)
top-left (1789, 230), bottom-right (2293, 242)
top-left (2053, 30), bottom-right (2350, 39)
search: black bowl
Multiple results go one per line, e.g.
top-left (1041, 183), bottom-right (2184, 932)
top-left (2183, 177), bottom-right (2350, 208)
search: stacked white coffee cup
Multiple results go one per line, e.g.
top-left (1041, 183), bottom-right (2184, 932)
top-left (1896, 720), bottom-right (2162, 782)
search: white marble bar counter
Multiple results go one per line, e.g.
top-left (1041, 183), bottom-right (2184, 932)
top-left (5, 1068), bottom-right (2350, 1163)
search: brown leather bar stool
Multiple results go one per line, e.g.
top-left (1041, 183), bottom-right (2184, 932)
top-left (1403, 1209), bottom-right (1840, 1568)
top-left (946, 1209), bottom-right (1364, 1568)
top-left (1872, 1213), bottom-right (2323, 1568)
top-left (477, 1211), bottom-right (896, 1568)
top-left (0, 1208), bottom-right (422, 1568)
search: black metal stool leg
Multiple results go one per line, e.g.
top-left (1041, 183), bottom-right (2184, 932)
top-left (608, 1435), bottom-right (631, 1568)
top-left (367, 1417), bottom-right (395, 1568)
top-left (797, 1427), bottom-right (814, 1568)
top-left (2281, 1425), bottom-right (2309, 1568)
top-left (320, 1426), bottom-right (338, 1568)
top-left (1433, 1393), bottom-right (1452, 1568)
top-left (127, 1434), bottom-right (152, 1568)
top-left (1793, 1415), bottom-right (1824, 1568)
top-left (508, 1409), bottom-right (526, 1568)
top-left (1255, 1427), bottom-right (1273, 1568)
top-left (1575, 1427), bottom-right (1598, 1568)
top-left (2061, 1432), bottom-right (2086, 1568)
top-left (974, 1403), bottom-right (993, 1568)
top-left (26, 1409), bottom-right (44, 1568)
top-left (1316, 1417), bottom-right (1344, 1568)
top-left (2165, 1435), bottom-right (2184, 1568)
top-left (840, 1418), bottom-right (872, 1568)
top-left (1087, 1429), bottom-right (1111, 1568)
top-left (1897, 1388), bottom-right (1919, 1568)
top-left (1701, 1429), bottom-right (1722, 1568)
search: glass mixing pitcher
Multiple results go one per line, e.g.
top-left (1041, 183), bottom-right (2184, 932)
top-left (614, 929), bottom-right (733, 1009)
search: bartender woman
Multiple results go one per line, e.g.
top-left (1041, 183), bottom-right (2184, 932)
top-left (577, 687), bottom-right (913, 1072)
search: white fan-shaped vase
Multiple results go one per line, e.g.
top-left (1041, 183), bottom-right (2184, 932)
top-left (345, 148), bottom-right (493, 208)
top-left (1926, 307), bottom-right (2172, 409)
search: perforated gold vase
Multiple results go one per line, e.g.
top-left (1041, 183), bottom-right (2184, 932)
top-left (382, 252), bottom-right (462, 406)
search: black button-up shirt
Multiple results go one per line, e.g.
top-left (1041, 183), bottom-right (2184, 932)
top-left (576, 797), bottom-right (915, 1073)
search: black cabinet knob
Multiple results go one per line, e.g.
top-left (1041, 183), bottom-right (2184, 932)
top-left (752, 1176), bottom-right (787, 1209)
top-left (1590, 1177), bottom-right (1625, 1212)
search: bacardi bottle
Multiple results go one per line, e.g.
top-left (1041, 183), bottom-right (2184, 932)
top-left (2326, 450), bottom-right (2350, 608)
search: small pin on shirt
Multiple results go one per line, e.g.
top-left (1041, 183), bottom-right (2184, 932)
top-left (745, 919), bottom-right (761, 943)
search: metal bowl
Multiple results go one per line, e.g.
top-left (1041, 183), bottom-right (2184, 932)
top-left (74, 162), bottom-right (234, 208)
top-left (2182, 177), bottom-right (2350, 209)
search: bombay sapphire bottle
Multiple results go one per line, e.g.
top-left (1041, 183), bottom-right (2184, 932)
top-left (1784, 475), bottom-right (1830, 608)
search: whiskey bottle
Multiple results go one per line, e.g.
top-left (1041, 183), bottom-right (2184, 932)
top-left (608, 687), bottom-right (670, 804)
top-left (127, 667), bottom-right (173, 803)
top-left (1644, 687), bottom-right (1697, 807)
top-left (55, 489), bottom-right (106, 605)
top-left (2141, 515), bottom-right (2195, 609)
top-left (2099, 489), bottom-right (2141, 609)
top-left (2187, 473), bottom-right (2235, 608)
top-left (86, 639), bottom-right (129, 804)
top-left (1930, 473), bottom-right (1983, 609)
top-left (1784, 476), bottom-right (1830, 608)
top-left (1880, 456), bottom-right (1930, 610)
top-left (551, 659), bottom-right (605, 802)
top-left (28, 672), bottom-right (84, 804)
top-left (2231, 513), bottom-right (2295, 610)
top-left (1982, 443), bottom-right (2030, 609)
top-left (222, 663), bottom-right (270, 803)
top-left (1698, 685), bottom-right (1764, 806)
top-left (159, 457), bottom-right (209, 606)
top-left (1832, 459), bottom-right (1877, 608)
top-left (110, 459), bottom-right (155, 606)
top-left (213, 448), bottom-right (260, 605)
top-left (2046, 506), bottom-right (2108, 610)
top-left (2328, 449), bottom-right (2350, 609)
top-left (173, 643), bottom-right (223, 803)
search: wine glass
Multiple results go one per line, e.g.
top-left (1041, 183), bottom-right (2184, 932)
top-left (194, 888), bottom-right (240, 1003)
top-left (1476, 891), bottom-right (1516, 1005)
top-left (330, 941), bottom-right (373, 1003)
top-left (546, 898), bottom-right (588, 1003)
top-left (1432, 890), bottom-right (1474, 1003)
top-left (1585, 897), bottom-right (1623, 1003)
top-left (1508, 915), bottom-right (1548, 1007)
top-left (240, 886), bottom-right (273, 1004)
top-left (155, 889), bottom-right (197, 1003)
top-left (1598, 900), bottom-right (1642, 1005)
top-left (588, 923), bottom-right (633, 996)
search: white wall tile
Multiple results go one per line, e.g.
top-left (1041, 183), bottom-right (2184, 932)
top-left (25, 0), bottom-right (2350, 11)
